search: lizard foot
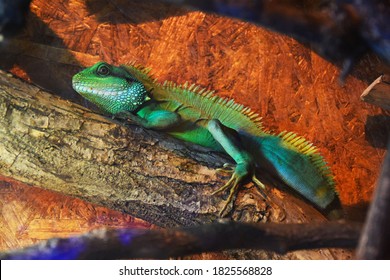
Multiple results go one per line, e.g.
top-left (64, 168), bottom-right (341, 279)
top-left (212, 163), bottom-right (266, 216)
top-left (216, 163), bottom-right (236, 173)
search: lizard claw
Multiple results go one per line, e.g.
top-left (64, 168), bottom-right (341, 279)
top-left (212, 173), bottom-right (241, 216)
top-left (216, 163), bottom-right (235, 174)
top-left (211, 173), bottom-right (237, 196)
top-left (252, 174), bottom-right (265, 189)
top-left (212, 163), bottom-right (267, 217)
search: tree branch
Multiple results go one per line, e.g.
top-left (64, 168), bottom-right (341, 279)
top-left (356, 140), bottom-right (390, 259)
top-left (0, 221), bottom-right (362, 260)
top-left (0, 70), bottom-right (224, 227)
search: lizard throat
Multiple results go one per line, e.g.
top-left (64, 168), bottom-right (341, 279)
top-left (72, 81), bottom-right (148, 114)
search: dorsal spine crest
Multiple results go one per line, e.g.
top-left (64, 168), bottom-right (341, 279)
top-left (277, 130), bottom-right (335, 189)
top-left (122, 62), bottom-right (334, 192)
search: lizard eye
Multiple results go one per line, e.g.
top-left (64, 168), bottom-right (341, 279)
top-left (97, 65), bottom-right (110, 77)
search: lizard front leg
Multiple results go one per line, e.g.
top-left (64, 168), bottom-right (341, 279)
top-left (116, 110), bottom-right (181, 130)
top-left (207, 119), bottom-right (265, 216)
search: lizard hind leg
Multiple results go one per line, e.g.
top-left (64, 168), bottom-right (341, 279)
top-left (206, 119), bottom-right (266, 216)
top-left (211, 164), bottom-right (267, 216)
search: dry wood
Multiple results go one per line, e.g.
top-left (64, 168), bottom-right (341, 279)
top-left (361, 75), bottom-right (390, 110)
top-left (0, 221), bottom-right (361, 260)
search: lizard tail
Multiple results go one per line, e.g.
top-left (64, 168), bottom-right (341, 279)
top-left (251, 131), bottom-right (338, 211)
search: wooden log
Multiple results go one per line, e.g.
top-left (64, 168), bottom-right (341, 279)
top-left (0, 70), bottom-right (352, 259)
top-left (0, 70), bottom-right (220, 228)
top-left (0, 69), bottom-right (328, 225)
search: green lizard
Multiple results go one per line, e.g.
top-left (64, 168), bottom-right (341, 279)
top-left (72, 61), bottom-right (338, 216)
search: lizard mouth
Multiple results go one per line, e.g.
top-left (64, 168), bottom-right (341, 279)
top-left (72, 76), bottom-right (107, 97)
top-left (71, 74), bottom-right (83, 92)
top-left (72, 80), bottom-right (92, 96)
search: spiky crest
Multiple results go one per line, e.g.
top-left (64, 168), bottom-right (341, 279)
top-left (121, 63), bottom-right (334, 191)
top-left (277, 131), bottom-right (335, 190)
top-left (122, 63), bottom-right (264, 135)
top-left (158, 81), bottom-right (265, 135)
top-left (120, 63), bottom-right (158, 92)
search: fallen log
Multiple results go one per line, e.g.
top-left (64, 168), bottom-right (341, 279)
top-left (0, 70), bottom-right (352, 259)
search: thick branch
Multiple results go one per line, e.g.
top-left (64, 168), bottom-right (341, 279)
top-left (0, 71), bottom-right (226, 227)
top-left (0, 221), bottom-right (361, 260)
top-left (356, 141), bottom-right (390, 259)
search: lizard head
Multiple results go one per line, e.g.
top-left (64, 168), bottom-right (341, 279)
top-left (72, 62), bottom-right (149, 114)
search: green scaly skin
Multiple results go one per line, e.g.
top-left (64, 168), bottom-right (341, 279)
top-left (72, 61), bottom-right (338, 216)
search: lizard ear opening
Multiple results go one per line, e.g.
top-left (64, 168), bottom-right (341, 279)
top-left (125, 77), bottom-right (136, 84)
